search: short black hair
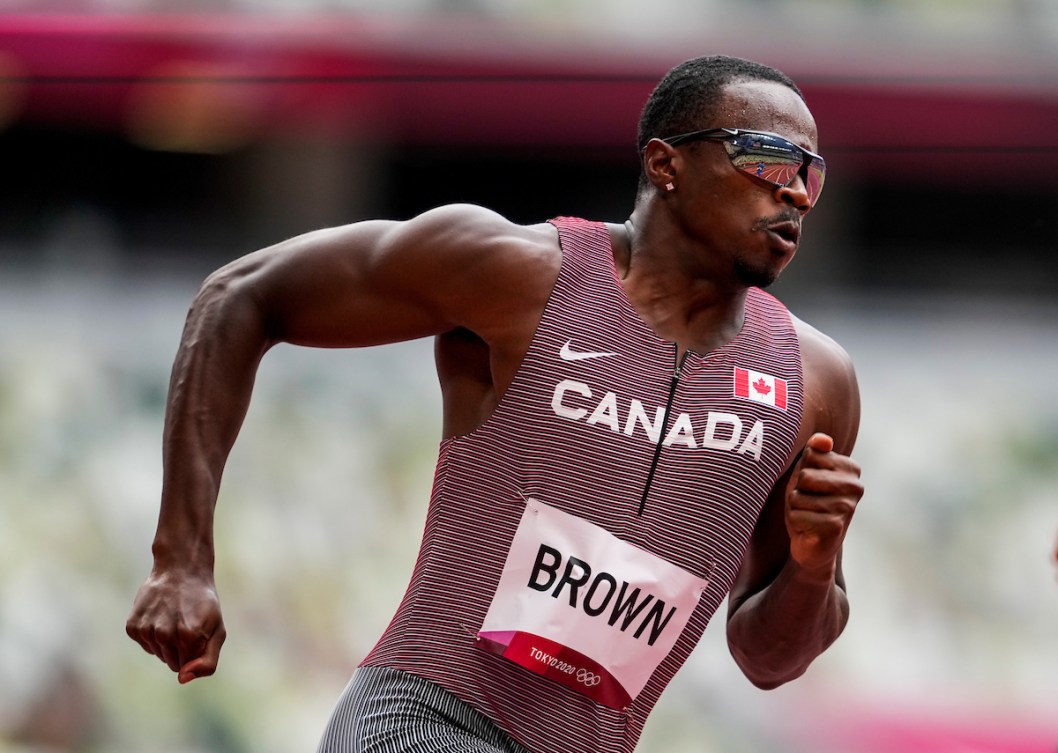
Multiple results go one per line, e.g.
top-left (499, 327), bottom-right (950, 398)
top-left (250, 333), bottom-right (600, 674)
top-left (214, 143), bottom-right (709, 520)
top-left (636, 55), bottom-right (804, 154)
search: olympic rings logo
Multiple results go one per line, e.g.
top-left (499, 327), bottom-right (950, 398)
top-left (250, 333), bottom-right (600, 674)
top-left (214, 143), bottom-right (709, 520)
top-left (576, 668), bottom-right (601, 687)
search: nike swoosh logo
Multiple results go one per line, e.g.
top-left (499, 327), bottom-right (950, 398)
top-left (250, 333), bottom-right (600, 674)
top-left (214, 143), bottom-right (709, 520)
top-left (559, 340), bottom-right (619, 362)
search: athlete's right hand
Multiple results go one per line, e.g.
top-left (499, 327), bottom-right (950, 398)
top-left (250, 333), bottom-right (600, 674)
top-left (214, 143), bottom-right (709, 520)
top-left (126, 569), bottom-right (226, 684)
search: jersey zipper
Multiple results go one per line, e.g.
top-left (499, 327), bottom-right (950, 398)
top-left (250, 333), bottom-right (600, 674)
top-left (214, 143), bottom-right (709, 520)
top-left (637, 348), bottom-right (686, 515)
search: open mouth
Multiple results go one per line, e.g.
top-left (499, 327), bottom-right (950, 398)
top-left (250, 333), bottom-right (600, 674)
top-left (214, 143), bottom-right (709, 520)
top-left (767, 220), bottom-right (800, 246)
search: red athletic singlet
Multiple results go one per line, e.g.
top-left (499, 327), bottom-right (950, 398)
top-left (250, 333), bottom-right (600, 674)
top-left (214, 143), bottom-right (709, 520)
top-left (362, 217), bottom-right (804, 753)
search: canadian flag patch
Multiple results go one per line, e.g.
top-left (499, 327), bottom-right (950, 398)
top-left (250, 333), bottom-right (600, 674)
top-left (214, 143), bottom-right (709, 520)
top-left (734, 367), bottom-right (788, 411)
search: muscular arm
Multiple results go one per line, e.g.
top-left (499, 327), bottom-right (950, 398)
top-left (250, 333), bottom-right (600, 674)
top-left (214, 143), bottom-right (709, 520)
top-left (725, 321), bottom-right (863, 689)
top-left (126, 205), bottom-right (559, 682)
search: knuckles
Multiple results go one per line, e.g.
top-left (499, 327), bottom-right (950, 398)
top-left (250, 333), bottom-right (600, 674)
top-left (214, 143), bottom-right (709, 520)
top-left (802, 449), bottom-right (862, 476)
top-left (800, 496), bottom-right (861, 518)
top-left (786, 509), bottom-right (850, 534)
top-left (792, 467), bottom-right (864, 500)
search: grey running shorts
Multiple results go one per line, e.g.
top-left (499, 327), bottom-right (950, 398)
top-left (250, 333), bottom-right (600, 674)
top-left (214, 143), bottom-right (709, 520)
top-left (315, 666), bottom-right (532, 753)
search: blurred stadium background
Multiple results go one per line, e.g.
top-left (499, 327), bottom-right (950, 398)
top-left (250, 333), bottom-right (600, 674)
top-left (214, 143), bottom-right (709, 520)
top-left (1, 2), bottom-right (1057, 752)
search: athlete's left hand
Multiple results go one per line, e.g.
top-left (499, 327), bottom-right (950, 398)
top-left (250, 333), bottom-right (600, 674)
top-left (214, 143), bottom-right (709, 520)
top-left (784, 433), bottom-right (863, 577)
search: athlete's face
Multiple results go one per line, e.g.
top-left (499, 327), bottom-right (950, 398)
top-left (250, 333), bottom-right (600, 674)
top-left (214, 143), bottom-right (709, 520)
top-left (671, 80), bottom-right (819, 288)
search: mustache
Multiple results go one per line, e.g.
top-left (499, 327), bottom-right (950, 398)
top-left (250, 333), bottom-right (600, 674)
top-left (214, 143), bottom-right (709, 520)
top-left (752, 208), bottom-right (803, 231)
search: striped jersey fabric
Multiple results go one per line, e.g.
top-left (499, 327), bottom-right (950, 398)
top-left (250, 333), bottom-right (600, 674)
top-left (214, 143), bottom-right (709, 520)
top-left (317, 666), bottom-right (532, 753)
top-left (361, 217), bottom-right (804, 753)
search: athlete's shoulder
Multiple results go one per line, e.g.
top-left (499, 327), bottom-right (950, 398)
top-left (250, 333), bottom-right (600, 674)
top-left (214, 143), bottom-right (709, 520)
top-left (789, 314), bottom-right (855, 377)
top-left (402, 204), bottom-right (560, 258)
top-left (391, 205), bottom-right (566, 345)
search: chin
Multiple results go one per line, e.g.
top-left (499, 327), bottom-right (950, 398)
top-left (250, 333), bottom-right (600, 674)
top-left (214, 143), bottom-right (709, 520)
top-left (734, 259), bottom-right (780, 289)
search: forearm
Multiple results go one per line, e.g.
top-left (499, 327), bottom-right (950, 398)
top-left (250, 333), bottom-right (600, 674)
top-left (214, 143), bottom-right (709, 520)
top-left (152, 267), bottom-right (272, 573)
top-left (726, 557), bottom-right (848, 690)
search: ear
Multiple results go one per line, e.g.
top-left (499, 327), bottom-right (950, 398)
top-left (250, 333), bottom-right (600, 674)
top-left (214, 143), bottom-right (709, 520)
top-left (642, 137), bottom-right (680, 192)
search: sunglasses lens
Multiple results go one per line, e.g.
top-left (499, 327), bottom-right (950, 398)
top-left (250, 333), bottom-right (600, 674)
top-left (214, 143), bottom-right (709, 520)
top-left (806, 159), bottom-right (826, 205)
top-left (724, 133), bottom-right (826, 205)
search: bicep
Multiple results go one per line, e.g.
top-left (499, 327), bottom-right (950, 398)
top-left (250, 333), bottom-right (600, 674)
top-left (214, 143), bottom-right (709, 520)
top-left (242, 220), bottom-right (450, 348)
top-left (217, 205), bottom-right (544, 349)
top-left (799, 324), bottom-right (862, 455)
top-left (821, 351), bottom-right (861, 456)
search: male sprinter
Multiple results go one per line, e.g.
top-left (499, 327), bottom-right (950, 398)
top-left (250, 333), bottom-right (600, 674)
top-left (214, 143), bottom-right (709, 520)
top-left (127, 55), bottom-right (864, 752)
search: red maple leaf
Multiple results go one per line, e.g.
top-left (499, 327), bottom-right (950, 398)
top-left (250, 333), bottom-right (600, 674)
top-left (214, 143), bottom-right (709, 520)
top-left (753, 377), bottom-right (771, 396)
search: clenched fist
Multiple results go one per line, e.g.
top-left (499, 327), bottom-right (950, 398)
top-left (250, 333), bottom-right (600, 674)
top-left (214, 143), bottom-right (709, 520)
top-left (126, 570), bottom-right (226, 684)
top-left (785, 433), bottom-right (863, 576)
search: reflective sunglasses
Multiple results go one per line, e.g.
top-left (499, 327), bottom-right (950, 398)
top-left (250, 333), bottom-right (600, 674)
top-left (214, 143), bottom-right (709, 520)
top-left (661, 127), bottom-right (826, 207)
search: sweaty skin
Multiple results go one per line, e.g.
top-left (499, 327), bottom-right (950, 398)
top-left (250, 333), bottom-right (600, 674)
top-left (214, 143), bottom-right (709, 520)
top-left (126, 78), bottom-right (863, 690)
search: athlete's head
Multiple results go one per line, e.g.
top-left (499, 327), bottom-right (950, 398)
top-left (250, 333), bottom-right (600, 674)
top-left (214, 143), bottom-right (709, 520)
top-left (636, 56), bottom-right (804, 188)
top-left (634, 56), bottom-right (818, 289)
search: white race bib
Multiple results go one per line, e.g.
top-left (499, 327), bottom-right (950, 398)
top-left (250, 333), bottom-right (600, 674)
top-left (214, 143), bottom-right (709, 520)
top-left (477, 498), bottom-right (709, 709)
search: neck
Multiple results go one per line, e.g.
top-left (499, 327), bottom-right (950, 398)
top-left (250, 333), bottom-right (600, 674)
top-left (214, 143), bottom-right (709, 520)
top-left (618, 209), bottom-right (748, 353)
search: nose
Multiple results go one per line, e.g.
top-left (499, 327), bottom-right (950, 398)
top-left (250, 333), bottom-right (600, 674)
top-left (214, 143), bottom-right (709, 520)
top-left (775, 176), bottom-right (812, 215)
